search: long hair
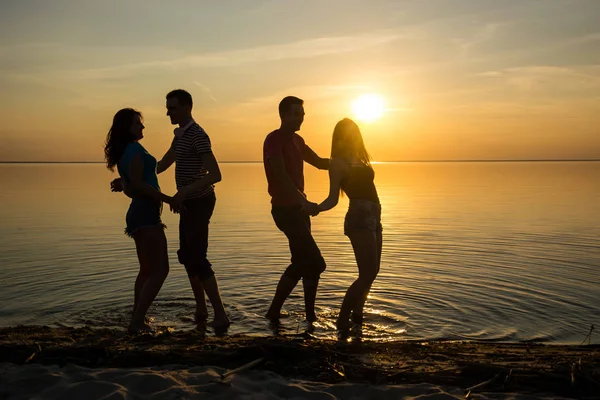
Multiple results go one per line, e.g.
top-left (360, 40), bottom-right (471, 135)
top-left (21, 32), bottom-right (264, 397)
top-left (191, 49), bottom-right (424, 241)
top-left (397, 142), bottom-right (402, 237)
top-left (331, 118), bottom-right (371, 166)
top-left (104, 108), bottom-right (141, 171)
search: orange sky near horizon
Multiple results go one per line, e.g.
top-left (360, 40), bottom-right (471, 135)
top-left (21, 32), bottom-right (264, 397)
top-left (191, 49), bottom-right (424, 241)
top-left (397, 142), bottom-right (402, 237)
top-left (1, 0), bottom-right (599, 162)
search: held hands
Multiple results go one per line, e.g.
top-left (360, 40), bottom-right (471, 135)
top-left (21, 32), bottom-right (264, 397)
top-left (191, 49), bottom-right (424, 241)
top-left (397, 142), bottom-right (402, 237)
top-left (110, 177), bottom-right (186, 213)
top-left (168, 189), bottom-right (188, 214)
top-left (301, 200), bottom-right (321, 217)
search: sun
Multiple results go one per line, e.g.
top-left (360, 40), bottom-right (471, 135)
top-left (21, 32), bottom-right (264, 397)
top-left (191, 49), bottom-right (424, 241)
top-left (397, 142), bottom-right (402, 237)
top-left (352, 94), bottom-right (385, 123)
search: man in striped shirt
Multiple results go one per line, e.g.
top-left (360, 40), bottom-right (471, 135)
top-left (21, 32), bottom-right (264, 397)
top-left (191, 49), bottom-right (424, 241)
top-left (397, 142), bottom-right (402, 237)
top-left (155, 89), bottom-right (230, 329)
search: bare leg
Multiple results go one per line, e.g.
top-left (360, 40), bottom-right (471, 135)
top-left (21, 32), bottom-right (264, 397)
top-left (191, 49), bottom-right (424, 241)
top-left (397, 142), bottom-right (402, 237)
top-left (132, 239), bottom-right (150, 315)
top-left (352, 229), bottom-right (382, 323)
top-left (338, 230), bottom-right (378, 329)
top-left (268, 207), bottom-right (323, 321)
top-left (201, 274), bottom-right (230, 328)
top-left (302, 278), bottom-right (319, 322)
top-left (129, 227), bottom-right (170, 333)
top-left (188, 276), bottom-right (208, 321)
top-left (266, 275), bottom-right (300, 320)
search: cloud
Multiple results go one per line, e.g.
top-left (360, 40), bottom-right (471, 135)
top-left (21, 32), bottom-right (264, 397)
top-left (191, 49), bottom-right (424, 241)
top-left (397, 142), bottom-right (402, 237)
top-left (477, 65), bottom-right (600, 92)
top-left (451, 22), bottom-right (507, 56)
top-left (75, 32), bottom-right (402, 80)
top-left (193, 81), bottom-right (218, 104)
top-left (235, 83), bottom-right (372, 109)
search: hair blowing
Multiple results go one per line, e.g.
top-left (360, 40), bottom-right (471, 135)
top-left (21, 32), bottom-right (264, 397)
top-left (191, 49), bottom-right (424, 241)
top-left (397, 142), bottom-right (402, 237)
top-left (104, 108), bottom-right (141, 171)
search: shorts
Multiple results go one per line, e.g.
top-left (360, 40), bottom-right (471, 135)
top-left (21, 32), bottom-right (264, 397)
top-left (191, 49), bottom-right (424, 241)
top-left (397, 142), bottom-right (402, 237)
top-left (125, 197), bottom-right (165, 237)
top-left (344, 199), bottom-right (382, 236)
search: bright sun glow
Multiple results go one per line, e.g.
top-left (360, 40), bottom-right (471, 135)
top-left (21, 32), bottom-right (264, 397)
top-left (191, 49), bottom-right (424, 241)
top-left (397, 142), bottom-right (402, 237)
top-left (352, 94), bottom-right (385, 123)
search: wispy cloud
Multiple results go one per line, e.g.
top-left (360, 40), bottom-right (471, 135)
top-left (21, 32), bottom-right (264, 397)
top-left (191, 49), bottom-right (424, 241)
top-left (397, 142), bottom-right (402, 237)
top-left (236, 83), bottom-right (373, 109)
top-left (478, 65), bottom-right (600, 92)
top-left (76, 32), bottom-right (402, 80)
top-left (452, 22), bottom-right (505, 55)
top-left (193, 81), bottom-right (218, 104)
top-left (194, 83), bottom-right (373, 126)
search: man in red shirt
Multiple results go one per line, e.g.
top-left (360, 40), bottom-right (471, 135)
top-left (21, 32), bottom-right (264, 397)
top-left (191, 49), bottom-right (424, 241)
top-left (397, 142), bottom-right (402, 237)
top-left (263, 96), bottom-right (330, 322)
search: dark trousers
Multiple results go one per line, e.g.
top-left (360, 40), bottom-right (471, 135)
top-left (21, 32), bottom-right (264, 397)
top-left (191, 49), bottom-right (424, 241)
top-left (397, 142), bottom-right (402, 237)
top-left (271, 205), bottom-right (326, 281)
top-left (177, 192), bottom-right (216, 280)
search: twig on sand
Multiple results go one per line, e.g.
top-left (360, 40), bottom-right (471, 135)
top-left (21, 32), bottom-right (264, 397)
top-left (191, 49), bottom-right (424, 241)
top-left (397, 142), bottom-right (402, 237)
top-left (24, 344), bottom-right (41, 363)
top-left (465, 373), bottom-right (501, 398)
top-left (24, 352), bottom-right (37, 363)
top-left (221, 357), bottom-right (265, 381)
top-left (580, 325), bottom-right (594, 346)
top-left (327, 361), bottom-right (346, 379)
top-left (502, 369), bottom-right (513, 388)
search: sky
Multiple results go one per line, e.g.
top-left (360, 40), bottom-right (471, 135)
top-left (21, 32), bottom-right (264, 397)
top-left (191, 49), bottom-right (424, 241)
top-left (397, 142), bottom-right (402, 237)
top-left (0, 0), bottom-right (599, 162)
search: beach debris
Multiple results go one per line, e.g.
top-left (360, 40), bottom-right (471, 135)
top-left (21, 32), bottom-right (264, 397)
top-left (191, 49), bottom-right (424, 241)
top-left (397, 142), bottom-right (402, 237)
top-left (24, 344), bottom-right (41, 364)
top-left (502, 368), bottom-right (513, 388)
top-left (3, 326), bottom-right (600, 398)
top-left (327, 361), bottom-right (346, 378)
top-left (464, 372), bottom-right (501, 398)
top-left (220, 357), bottom-right (265, 381)
top-left (580, 325), bottom-right (594, 346)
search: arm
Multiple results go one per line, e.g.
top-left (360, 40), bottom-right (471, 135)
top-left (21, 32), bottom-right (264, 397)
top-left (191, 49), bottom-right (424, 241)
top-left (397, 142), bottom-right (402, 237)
top-left (157, 141), bottom-right (176, 174)
top-left (110, 177), bottom-right (134, 198)
top-left (129, 153), bottom-right (173, 204)
top-left (176, 152), bottom-right (222, 197)
top-left (318, 158), bottom-right (346, 211)
top-left (303, 144), bottom-right (330, 170)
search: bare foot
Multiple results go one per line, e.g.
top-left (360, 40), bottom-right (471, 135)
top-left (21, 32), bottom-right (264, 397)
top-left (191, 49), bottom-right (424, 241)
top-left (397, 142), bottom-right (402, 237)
top-left (128, 321), bottom-right (154, 334)
top-left (208, 318), bottom-right (231, 330)
top-left (195, 312), bottom-right (208, 323)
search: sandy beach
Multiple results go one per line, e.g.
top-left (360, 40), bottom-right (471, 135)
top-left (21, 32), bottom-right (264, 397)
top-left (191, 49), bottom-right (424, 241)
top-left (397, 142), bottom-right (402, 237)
top-left (1, 326), bottom-right (599, 399)
top-left (1, 362), bottom-right (568, 400)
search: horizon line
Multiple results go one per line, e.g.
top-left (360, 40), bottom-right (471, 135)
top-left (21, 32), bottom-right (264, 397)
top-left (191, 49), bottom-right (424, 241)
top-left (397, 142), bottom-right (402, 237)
top-left (1, 159), bottom-right (600, 164)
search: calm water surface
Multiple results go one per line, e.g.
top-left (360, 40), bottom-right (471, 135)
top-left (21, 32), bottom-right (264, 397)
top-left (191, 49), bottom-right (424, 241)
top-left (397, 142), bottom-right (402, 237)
top-left (0, 162), bottom-right (598, 343)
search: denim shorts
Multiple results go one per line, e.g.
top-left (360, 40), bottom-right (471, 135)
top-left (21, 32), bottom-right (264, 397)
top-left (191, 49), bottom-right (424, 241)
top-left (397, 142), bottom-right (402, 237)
top-left (124, 197), bottom-right (165, 237)
top-left (344, 199), bottom-right (382, 235)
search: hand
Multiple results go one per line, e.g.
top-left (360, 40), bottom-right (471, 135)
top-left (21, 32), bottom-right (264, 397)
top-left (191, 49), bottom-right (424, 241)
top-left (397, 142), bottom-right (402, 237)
top-left (110, 178), bottom-right (123, 192)
top-left (301, 201), bottom-right (321, 217)
top-left (169, 191), bottom-right (186, 214)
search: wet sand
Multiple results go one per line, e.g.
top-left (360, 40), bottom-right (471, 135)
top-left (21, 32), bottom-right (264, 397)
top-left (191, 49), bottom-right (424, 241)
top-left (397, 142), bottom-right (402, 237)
top-left (1, 325), bottom-right (598, 399)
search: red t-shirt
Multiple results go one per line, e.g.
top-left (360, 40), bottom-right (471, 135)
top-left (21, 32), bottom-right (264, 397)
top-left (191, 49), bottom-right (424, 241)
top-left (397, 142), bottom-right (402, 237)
top-left (263, 129), bottom-right (306, 206)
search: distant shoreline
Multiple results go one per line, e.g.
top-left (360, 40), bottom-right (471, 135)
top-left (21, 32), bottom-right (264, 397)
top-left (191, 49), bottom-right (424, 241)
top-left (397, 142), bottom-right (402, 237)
top-left (1, 159), bottom-right (599, 164)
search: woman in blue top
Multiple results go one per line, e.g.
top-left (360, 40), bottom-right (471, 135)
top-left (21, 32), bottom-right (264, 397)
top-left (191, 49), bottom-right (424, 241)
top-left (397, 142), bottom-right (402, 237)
top-left (104, 108), bottom-right (175, 332)
top-left (318, 118), bottom-right (383, 330)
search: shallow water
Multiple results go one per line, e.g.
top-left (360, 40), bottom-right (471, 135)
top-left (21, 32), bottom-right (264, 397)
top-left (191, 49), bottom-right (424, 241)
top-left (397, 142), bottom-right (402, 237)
top-left (0, 162), bottom-right (598, 343)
